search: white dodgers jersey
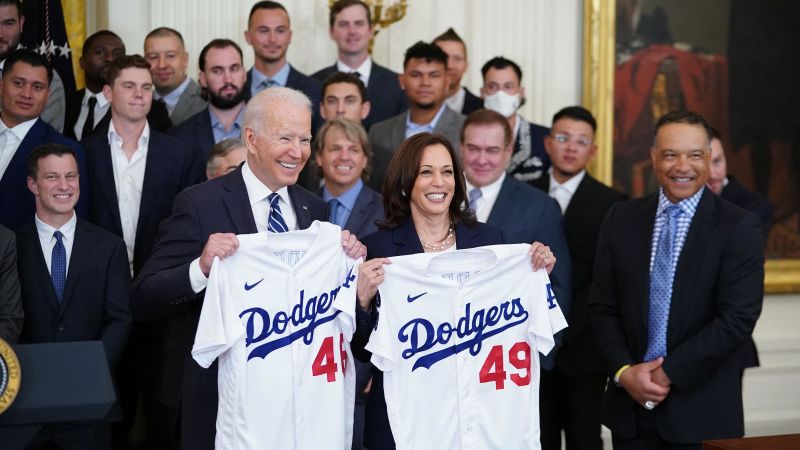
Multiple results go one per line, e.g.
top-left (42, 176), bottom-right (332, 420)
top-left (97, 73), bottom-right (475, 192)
top-left (192, 221), bottom-right (360, 450)
top-left (366, 244), bottom-right (568, 450)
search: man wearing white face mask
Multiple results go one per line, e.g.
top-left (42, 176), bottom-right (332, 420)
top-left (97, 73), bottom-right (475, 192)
top-left (481, 57), bottom-right (550, 184)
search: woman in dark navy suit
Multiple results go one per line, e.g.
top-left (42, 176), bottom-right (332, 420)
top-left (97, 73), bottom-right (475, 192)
top-left (352, 133), bottom-right (557, 449)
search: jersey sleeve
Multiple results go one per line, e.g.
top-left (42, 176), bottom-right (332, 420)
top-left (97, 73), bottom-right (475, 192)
top-left (333, 256), bottom-right (362, 342)
top-left (527, 270), bottom-right (568, 357)
top-left (366, 287), bottom-right (397, 372)
top-left (192, 256), bottom-right (245, 368)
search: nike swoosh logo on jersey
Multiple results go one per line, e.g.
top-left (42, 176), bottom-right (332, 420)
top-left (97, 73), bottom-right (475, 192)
top-left (407, 292), bottom-right (427, 303)
top-left (244, 279), bottom-right (264, 291)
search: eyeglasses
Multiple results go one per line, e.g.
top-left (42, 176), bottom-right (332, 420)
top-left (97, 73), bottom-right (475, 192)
top-left (552, 133), bottom-right (592, 148)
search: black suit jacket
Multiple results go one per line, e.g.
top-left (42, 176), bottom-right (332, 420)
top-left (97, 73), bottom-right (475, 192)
top-left (0, 224), bottom-right (22, 343)
top-left (356, 219), bottom-right (505, 450)
top-left (169, 106), bottom-right (216, 170)
top-left (64, 88), bottom-right (173, 141)
top-left (0, 118), bottom-right (89, 230)
top-left (461, 87), bottom-right (483, 115)
top-left (720, 175), bottom-right (773, 247)
top-left (16, 219), bottom-right (131, 366)
top-left (532, 173), bottom-right (628, 374)
top-left (245, 65), bottom-right (323, 132)
top-left (83, 121), bottom-right (203, 277)
top-left (486, 174), bottom-right (572, 370)
top-left (316, 183), bottom-right (383, 238)
top-left (312, 62), bottom-right (407, 130)
top-left (131, 168), bottom-right (328, 448)
top-left (589, 189), bottom-right (764, 442)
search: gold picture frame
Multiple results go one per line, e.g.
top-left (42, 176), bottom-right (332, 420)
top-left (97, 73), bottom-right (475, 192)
top-left (581, 0), bottom-right (800, 294)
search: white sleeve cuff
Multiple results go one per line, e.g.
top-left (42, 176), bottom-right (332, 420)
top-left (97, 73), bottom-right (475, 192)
top-left (189, 258), bottom-right (209, 293)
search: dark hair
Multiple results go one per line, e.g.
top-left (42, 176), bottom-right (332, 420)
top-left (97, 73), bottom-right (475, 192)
top-left (461, 109), bottom-right (513, 147)
top-left (2, 49), bottom-right (53, 84)
top-left (480, 56), bottom-right (522, 83)
top-left (433, 28), bottom-right (466, 56)
top-left (0, 0), bottom-right (21, 16)
top-left (653, 110), bottom-right (712, 145)
top-left (198, 39), bottom-right (243, 71)
top-left (145, 27), bottom-right (185, 46)
top-left (315, 117), bottom-right (372, 181)
top-left (322, 72), bottom-right (367, 103)
top-left (27, 143), bottom-right (77, 178)
top-left (105, 54), bottom-right (151, 86)
top-left (552, 106), bottom-right (597, 132)
top-left (82, 30), bottom-right (124, 57)
top-left (379, 133), bottom-right (475, 229)
top-left (709, 126), bottom-right (722, 141)
top-left (329, 0), bottom-right (371, 28)
top-left (248, 1), bottom-right (288, 26)
top-left (403, 41), bottom-right (448, 70)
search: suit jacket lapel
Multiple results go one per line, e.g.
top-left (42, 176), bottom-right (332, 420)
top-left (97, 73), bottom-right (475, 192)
top-left (344, 186), bottom-right (373, 232)
top-left (136, 130), bottom-right (165, 240)
top-left (171, 80), bottom-right (197, 121)
top-left (671, 190), bottom-right (716, 318)
top-left (0, 119), bottom-right (44, 196)
top-left (221, 169), bottom-right (258, 234)
top-left (288, 185), bottom-right (314, 229)
top-left (60, 220), bottom-right (90, 314)
top-left (90, 131), bottom-right (124, 234)
top-left (198, 111), bottom-right (215, 156)
top-left (564, 174), bottom-right (593, 224)
top-left (486, 175), bottom-right (517, 225)
top-left (635, 194), bottom-right (658, 337)
top-left (19, 223), bottom-right (60, 313)
top-left (392, 219), bottom-right (423, 255)
top-left (390, 114), bottom-right (406, 151)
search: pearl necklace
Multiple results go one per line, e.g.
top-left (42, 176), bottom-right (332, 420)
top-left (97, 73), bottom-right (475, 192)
top-left (419, 224), bottom-right (455, 252)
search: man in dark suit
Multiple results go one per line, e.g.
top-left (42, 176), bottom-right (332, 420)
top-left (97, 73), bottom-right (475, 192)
top-left (481, 57), bottom-right (550, 184)
top-left (82, 54), bottom-right (202, 449)
top-left (590, 111), bottom-right (764, 449)
top-left (17, 143), bottom-right (131, 450)
top-left (242, 1), bottom-right (322, 131)
top-left (368, 42), bottom-right (465, 191)
top-left (132, 87), bottom-right (365, 450)
top-left (65, 31), bottom-right (172, 142)
top-left (0, 49), bottom-right (88, 230)
top-left (707, 128), bottom-right (773, 247)
top-left (312, 0), bottom-right (407, 130)
top-left (532, 106), bottom-right (628, 450)
top-left (144, 27), bottom-right (207, 127)
top-left (170, 39), bottom-right (248, 166)
top-left (0, 224), bottom-right (22, 343)
top-left (434, 28), bottom-right (483, 116)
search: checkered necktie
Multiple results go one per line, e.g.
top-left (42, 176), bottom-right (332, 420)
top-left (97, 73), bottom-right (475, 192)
top-left (645, 205), bottom-right (681, 361)
top-left (52, 231), bottom-right (66, 303)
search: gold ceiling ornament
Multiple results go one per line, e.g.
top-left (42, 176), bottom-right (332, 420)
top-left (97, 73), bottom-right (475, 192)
top-left (328, 0), bottom-right (408, 53)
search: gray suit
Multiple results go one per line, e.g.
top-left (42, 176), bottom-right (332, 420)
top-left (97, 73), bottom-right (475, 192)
top-left (367, 106), bottom-right (465, 191)
top-left (169, 78), bottom-right (207, 127)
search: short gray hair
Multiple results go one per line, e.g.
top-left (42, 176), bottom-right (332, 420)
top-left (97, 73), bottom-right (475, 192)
top-left (242, 87), bottom-right (312, 136)
top-left (207, 138), bottom-right (245, 173)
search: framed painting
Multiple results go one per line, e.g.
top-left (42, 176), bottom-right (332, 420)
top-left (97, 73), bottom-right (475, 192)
top-left (582, 0), bottom-right (800, 293)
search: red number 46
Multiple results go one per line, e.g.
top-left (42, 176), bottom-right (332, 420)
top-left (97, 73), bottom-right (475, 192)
top-left (311, 333), bottom-right (348, 382)
top-left (478, 342), bottom-right (531, 390)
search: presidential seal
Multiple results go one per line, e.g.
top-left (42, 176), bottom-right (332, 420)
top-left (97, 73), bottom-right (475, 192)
top-left (0, 337), bottom-right (21, 414)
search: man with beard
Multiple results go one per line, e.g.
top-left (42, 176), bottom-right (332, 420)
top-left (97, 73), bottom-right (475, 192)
top-left (171, 39), bottom-right (247, 173)
top-left (367, 41), bottom-right (465, 190)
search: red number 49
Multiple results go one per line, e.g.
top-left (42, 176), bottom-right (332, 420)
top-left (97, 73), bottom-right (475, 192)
top-left (311, 334), bottom-right (348, 382)
top-left (478, 342), bottom-right (531, 390)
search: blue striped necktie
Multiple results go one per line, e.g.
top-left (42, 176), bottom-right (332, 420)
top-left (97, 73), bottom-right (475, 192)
top-left (52, 230), bottom-right (66, 303)
top-left (267, 193), bottom-right (288, 233)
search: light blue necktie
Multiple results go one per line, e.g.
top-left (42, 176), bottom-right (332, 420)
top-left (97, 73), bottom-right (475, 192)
top-left (645, 205), bottom-right (681, 361)
top-left (468, 188), bottom-right (482, 210)
top-left (328, 198), bottom-right (342, 226)
top-left (267, 193), bottom-right (288, 233)
top-left (52, 231), bottom-right (66, 303)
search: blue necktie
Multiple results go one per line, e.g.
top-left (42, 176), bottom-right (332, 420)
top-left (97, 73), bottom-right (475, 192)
top-left (259, 79), bottom-right (278, 92)
top-left (267, 193), bottom-right (288, 233)
top-left (645, 205), bottom-right (681, 361)
top-left (328, 198), bottom-right (342, 226)
top-left (468, 188), bottom-right (482, 210)
top-left (51, 231), bottom-right (66, 303)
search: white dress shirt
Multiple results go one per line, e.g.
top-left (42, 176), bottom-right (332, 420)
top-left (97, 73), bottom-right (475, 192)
top-left (0, 117), bottom-right (38, 179)
top-left (73, 90), bottom-right (110, 140)
top-left (445, 86), bottom-right (466, 114)
top-left (465, 171), bottom-right (506, 223)
top-left (337, 57), bottom-right (372, 87)
top-left (35, 212), bottom-right (77, 277)
top-left (108, 120), bottom-right (150, 275)
top-left (547, 169), bottom-right (585, 214)
top-left (188, 161), bottom-right (299, 292)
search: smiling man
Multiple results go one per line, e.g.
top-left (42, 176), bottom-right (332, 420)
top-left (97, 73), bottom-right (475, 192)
top-left (590, 110), bottom-right (764, 449)
top-left (0, 49), bottom-right (87, 230)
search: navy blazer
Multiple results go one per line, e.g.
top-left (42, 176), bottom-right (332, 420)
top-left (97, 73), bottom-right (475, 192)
top-left (317, 183), bottom-right (383, 238)
top-left (245, 65), bottom-right (323, 132)
top-left (82, 120), bottom-right (203, 277)
top-left (486, 174), bottom-right (572, 371)
top-left (720, 175), bottom-right (773, 247)
top-left (590, 189), bottom-right (763, 442)
top-left (0, 118), bottom-right (89, 230)
top-left (132, 168), bottom-right (328, 449)
top-left (355, 218), bottom-right (505, 450)
top-left (532, 173), bottom-right (627, 374)
top-left (16, 218), bottom-right (131, 366)
top-left (169, 107), bottom-right (216, 169)
top-left (461, 87), bottom-right (484, 115)
top-left (312, 62), bottom-right (407, 130)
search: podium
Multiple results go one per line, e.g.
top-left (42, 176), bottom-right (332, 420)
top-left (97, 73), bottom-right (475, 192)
top-left (0, 341), bottom-right (116, 450)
